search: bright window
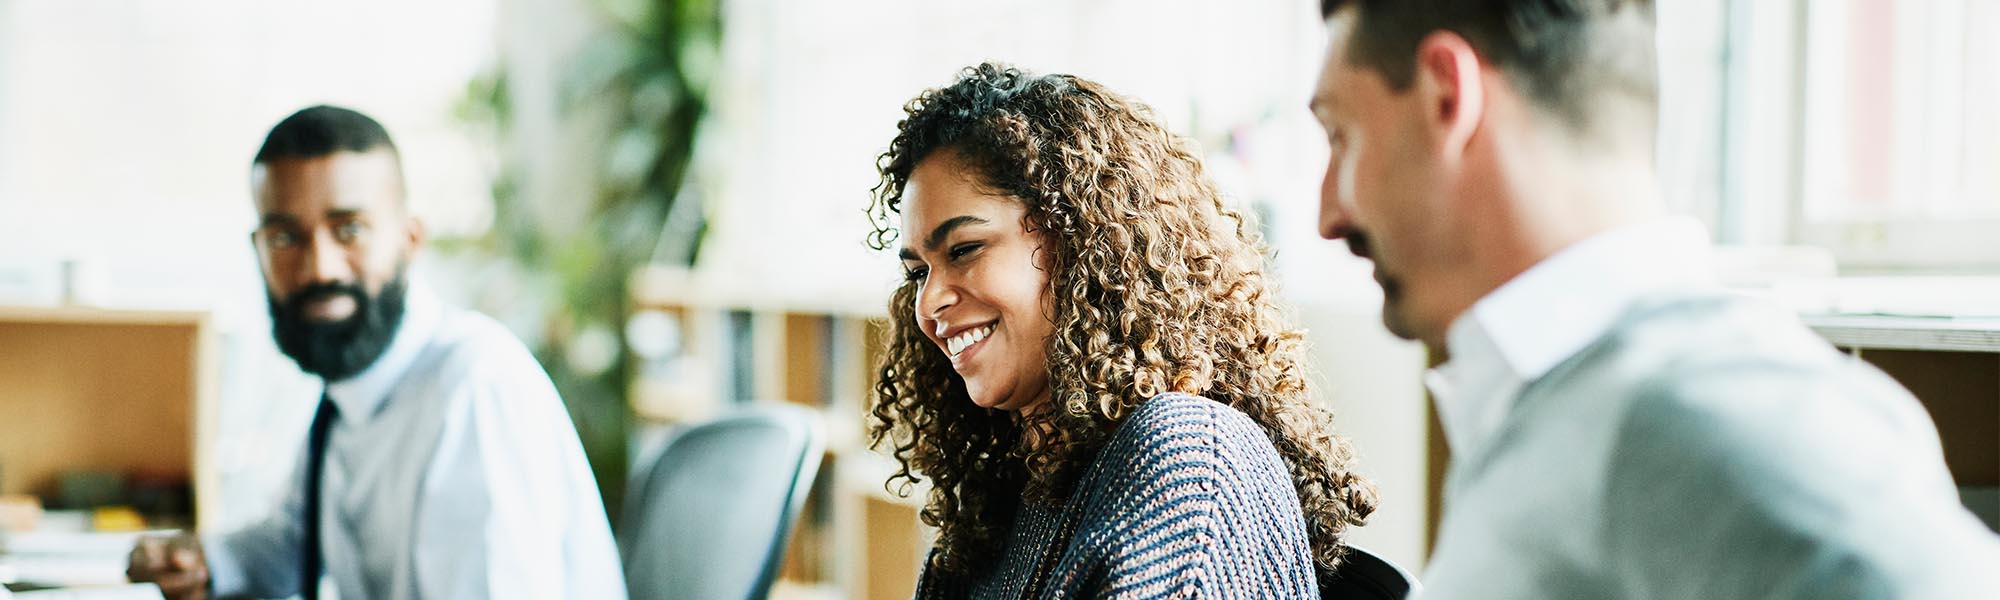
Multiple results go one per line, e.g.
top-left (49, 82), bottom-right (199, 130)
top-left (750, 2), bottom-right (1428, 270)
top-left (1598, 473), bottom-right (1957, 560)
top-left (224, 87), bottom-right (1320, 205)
top-left (1669, 0), bottom-right (2000, 272)
top-left (1795, 0), bottom-right (2000, 270)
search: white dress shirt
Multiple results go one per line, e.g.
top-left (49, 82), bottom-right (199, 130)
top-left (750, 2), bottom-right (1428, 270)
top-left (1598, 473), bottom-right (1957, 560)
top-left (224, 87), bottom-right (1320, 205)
top-left (205, 285), bottom-right (626, 599)
top-left (1423, 217), bottom-right (1714, 458)
top-left (1415, 217), bottom-right (2000, 597)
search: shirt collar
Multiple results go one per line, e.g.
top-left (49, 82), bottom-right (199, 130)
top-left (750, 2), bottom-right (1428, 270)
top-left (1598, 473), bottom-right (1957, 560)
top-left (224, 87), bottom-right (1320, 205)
top-left (323, 282), bottom-right (441, 421)
top-left (1424, 217), bottom-right (1716, 453)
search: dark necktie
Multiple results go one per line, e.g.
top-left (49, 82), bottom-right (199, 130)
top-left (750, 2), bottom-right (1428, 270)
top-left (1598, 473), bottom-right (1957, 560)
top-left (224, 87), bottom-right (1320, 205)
top-left (301, 393), bottom-right (337, 600)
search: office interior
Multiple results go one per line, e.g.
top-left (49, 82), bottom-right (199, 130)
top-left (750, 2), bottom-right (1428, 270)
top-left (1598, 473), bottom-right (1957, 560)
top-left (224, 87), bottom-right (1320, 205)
top-left (0, 0), bottom-right (1994, 598)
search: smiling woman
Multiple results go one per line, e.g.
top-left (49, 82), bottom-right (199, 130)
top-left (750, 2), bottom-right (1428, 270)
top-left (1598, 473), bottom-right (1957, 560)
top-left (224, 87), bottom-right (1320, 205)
top-left (866, 63), bottom-right (1380, 598)
top-left (894, 151), bottom-right (1057, 415)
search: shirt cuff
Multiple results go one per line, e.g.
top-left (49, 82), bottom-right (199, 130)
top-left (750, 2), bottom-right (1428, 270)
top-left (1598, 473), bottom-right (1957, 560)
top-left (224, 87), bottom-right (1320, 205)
top-left (201, 532), bottom-right (248, 598)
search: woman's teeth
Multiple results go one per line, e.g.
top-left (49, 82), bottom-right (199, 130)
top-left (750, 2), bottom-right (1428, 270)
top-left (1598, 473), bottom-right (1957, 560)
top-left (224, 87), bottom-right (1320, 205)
top-left (947, 324), bottom-right (994, 356)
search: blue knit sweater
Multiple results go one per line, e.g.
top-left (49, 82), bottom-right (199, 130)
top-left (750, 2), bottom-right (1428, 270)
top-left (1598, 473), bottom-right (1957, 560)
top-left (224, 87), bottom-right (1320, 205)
top-left (913, 392), bottom-right (1319, 599)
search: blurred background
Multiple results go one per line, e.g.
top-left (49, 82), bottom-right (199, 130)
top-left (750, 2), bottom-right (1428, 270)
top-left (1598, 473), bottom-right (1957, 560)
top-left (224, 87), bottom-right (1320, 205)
top-left (0, 0), bottom-right (1995, 598)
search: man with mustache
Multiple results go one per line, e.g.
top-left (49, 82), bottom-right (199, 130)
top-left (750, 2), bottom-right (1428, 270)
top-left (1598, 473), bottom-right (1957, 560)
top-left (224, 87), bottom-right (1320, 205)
top-left (126, 106), bottom-right (625, 599)
top-left (1307, 0), bottom-right (1999, 597)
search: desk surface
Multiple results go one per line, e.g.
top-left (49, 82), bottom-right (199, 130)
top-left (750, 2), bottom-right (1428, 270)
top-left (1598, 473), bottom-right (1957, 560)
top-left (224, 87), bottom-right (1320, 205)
top-left (1803, 314), bottom-right (2000, 353)
top-left (1, 527), bottom-right (162, 599)
top-left (2, 584), bottom-right (163, 599)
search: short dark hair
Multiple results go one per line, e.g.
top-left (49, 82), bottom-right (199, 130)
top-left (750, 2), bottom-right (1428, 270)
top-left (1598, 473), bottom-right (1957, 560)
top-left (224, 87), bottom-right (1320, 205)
top-left (1320, 0), bottom-right (1657, 138)
top-left (254, 105), bottom-right (399, 163)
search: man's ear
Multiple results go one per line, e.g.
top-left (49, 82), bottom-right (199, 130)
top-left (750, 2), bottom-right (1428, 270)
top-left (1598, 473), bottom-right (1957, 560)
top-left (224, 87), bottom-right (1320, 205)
top-left (404, 216), bottom-right (427, 253)
top-left (1413, 31), bottom-right (1486, 162)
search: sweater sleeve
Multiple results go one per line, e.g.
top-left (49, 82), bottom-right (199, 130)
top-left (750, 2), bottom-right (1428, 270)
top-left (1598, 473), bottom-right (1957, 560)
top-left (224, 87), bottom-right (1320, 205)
top-left (911, 548), bottom-right (966, 600)
top-left (1066, 394), bottom-right (1319, 600)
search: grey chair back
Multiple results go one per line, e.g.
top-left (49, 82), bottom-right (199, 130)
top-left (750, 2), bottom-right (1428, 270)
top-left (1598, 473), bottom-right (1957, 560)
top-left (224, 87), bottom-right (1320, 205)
top-left (1322, 544), bottom-right (1420, 599)
top-left (620, 404), bottom-right (824, 600)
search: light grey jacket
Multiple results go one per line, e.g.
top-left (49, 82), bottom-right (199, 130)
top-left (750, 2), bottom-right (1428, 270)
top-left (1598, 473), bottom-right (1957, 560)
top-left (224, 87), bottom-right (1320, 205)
top-left (1419, 292), bottom-right (2000, 599)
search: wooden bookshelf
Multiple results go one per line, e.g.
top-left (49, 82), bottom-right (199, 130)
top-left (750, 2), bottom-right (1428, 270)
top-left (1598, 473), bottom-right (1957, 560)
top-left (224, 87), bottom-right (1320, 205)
top-left (629, 266), bottom-right (930, 599)
top-left (0, 305), bottom-right (219, 528)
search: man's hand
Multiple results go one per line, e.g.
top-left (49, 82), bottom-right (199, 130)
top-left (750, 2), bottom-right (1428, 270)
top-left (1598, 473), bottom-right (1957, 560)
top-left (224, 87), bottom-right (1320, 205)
top-left (126, 533), bottom-right (209, 600)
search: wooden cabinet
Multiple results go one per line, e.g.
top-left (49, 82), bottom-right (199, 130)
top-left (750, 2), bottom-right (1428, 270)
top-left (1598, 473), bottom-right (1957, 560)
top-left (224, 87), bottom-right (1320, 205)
top-left (0, 306), bottom-right (218, 528)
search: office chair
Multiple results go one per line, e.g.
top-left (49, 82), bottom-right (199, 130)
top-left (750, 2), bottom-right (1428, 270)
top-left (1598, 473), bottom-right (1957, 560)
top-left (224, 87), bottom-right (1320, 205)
top-left (619, 404), bottom-right (825, 600)
top-left (1322, 544), bottom-right (1421, 599)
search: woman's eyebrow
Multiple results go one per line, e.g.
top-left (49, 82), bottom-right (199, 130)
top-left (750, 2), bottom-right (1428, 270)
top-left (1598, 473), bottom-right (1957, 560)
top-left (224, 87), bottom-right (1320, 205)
top-left (923, 215), bottom-right (990, 251)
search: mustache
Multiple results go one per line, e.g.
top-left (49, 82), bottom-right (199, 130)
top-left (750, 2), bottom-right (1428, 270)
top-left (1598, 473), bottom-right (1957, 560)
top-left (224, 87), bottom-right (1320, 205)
top-left (1343, 229), bottom-right (1375, 260)
top-left (283, 282), bottom-right (368, 318)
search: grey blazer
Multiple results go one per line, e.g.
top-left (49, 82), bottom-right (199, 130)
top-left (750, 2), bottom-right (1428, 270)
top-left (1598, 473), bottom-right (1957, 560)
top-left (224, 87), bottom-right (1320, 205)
top-left (1419, 292), bottom-right (2000, 599)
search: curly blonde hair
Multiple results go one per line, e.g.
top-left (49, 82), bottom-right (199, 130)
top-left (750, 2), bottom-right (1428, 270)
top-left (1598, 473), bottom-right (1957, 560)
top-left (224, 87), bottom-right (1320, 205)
top-left (865, 63), bottom-right (1378, 582)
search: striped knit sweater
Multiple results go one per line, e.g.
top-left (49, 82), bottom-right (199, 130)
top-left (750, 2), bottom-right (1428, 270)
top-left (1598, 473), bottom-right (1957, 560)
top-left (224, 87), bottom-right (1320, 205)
top-left (913, 392), bottom-right (1319, 599)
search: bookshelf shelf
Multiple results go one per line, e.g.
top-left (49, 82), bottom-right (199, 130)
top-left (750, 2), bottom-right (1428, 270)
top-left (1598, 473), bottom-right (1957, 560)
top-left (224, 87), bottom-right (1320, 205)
top-left (629, 266), bottom-right (889, 319)
top-left (0, 305), bottom-right (209, 327)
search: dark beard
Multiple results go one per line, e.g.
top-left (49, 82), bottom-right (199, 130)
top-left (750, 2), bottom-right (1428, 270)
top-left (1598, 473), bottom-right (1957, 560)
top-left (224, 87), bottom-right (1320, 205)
top-left (268, 274), bottom-right (408, 382)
